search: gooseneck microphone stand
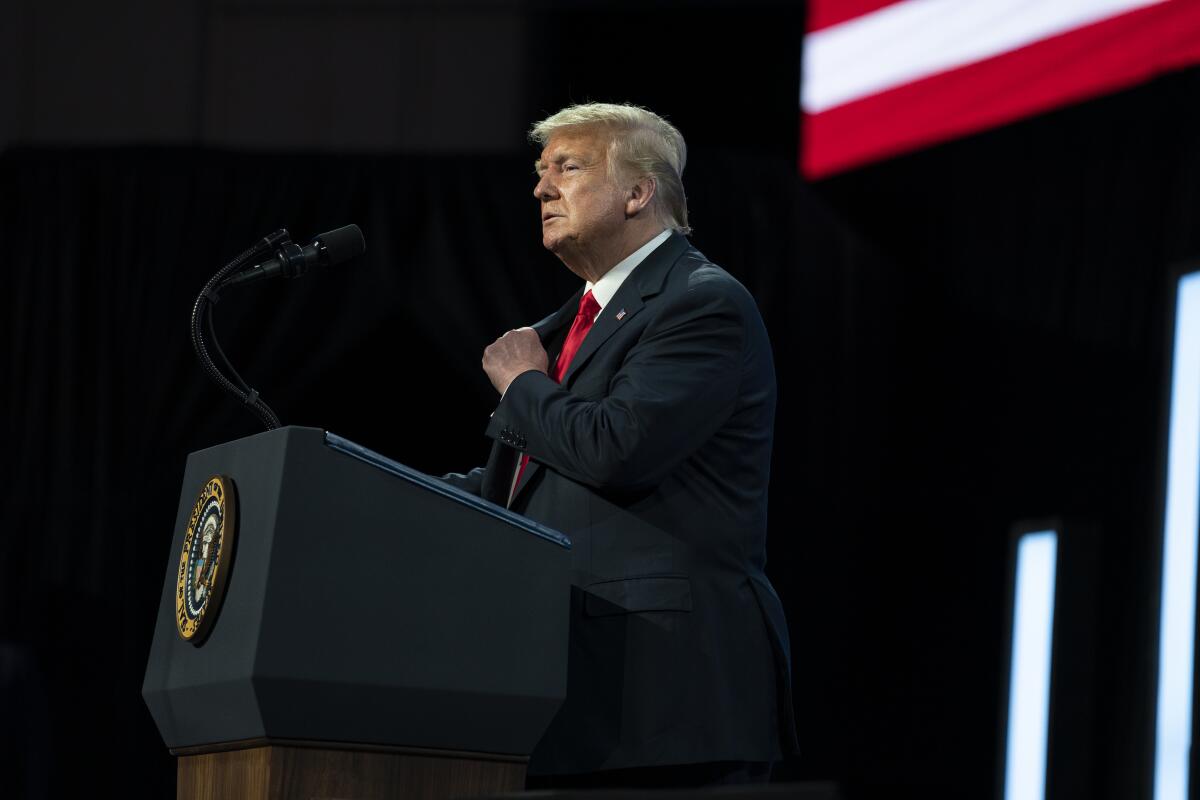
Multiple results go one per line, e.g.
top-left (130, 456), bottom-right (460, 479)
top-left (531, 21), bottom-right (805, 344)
top-left (190, 229), bottom-right (291, 431)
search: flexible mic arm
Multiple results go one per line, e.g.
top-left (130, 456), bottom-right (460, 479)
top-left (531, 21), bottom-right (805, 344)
top-left (191, 229), bottom-right (290, 431)
top-left (192, 224), bottom-right (367, 431)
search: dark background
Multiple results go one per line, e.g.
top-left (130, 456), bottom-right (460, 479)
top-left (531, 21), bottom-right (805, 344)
top-left (2, 1), bottom-right (1198, 798)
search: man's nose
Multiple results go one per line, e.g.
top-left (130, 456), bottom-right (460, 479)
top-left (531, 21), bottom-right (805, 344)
top-left (533, 172), bottom-right (558, 200)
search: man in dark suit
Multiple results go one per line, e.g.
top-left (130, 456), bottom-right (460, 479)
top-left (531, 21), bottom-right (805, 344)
top-left (445, 103), bottom-right (797, 786)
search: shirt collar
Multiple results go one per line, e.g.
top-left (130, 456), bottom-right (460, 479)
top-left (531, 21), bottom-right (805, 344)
top-left (585, 229), bottom-right (672, 314)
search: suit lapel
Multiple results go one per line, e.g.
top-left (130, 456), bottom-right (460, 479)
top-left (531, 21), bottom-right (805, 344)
top-left (559, 289), bottom-right (644, 387)
top-left (559, 232), bottom-right (689, 386)
top-left (509, 286), bottom-right (634, 501)
top-left (532, 287), bottom-right (582, 346)
top-left (485, 288), bottom-right (579, 507)
top-left (508, 233), bottom-right (690, 506)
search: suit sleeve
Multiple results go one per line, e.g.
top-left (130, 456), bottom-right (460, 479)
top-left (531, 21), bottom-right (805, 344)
top-left (486, 277), bottom-right (746, 493)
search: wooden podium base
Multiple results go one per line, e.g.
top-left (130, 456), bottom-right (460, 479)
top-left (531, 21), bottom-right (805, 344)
top-left (173, 739), bottom-right (527, 800)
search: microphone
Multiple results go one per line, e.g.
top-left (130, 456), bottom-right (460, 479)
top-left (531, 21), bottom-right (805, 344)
top-left (222, 224), bottom-right (365, 288)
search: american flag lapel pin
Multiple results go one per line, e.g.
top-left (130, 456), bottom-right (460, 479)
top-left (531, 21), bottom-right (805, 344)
top-left (616, 308), bottom-right (626, 320)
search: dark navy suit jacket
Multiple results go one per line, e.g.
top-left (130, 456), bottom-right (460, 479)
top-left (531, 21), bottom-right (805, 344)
top-left (445, 232), bottom-right (798, 774)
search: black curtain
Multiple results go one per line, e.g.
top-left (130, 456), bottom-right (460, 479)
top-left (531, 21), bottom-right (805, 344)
top-left (0, 144), bottom-right (895, 797)
top-left (812, 65), bottom-right (1200, 799)
top-left (3, 65), bottom-right (1200, 800)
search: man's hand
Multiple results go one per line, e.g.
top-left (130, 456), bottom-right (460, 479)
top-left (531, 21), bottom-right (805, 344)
top-left (483, 327), bottom-right (549, 395)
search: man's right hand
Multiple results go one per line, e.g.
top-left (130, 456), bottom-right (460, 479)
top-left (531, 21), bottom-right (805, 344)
top-left (482, 327), bottom-right (549, 395)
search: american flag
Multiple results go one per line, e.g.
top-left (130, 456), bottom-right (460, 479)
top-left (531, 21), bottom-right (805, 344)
top-left (801, 0), bottom-right (1200, 178)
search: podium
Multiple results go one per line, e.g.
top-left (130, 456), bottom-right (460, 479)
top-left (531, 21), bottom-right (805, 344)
top-left (142, 426), bottom-right (572, 799)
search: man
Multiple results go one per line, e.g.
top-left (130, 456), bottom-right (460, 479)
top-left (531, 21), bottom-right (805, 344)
top-left (444, 103), bottom-right (798, 786)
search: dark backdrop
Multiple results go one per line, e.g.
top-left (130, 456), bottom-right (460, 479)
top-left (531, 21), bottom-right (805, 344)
top-left (1, 141), bottom-right (898, 797)
top-left (3, 4), bottom-right (1200, 798)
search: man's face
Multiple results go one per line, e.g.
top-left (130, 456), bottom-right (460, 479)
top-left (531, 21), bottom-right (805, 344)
top-left (533, 128), bottom-right (627, 258)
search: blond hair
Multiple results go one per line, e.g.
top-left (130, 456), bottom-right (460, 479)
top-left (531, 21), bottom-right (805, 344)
top-left (530, 102), bottom-right (691, 235)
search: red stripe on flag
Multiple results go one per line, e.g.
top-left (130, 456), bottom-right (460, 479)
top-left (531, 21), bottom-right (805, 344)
top-left (808, 0), bottom-right (909, 32)
top-left (802, 0), bottom-right (1200, 179)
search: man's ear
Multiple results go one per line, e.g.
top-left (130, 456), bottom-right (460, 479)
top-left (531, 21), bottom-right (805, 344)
top-left (625, 176), bottom-right (657, 218)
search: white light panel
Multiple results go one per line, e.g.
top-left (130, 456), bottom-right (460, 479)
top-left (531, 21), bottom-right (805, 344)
top-left (1003, 529), bottom-right (1058, 800)
top-left (1153, 271), bottom-right (1200, 800)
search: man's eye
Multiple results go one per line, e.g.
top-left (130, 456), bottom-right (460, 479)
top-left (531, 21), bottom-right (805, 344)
top-left (563, 163), bottom-right (579, 172)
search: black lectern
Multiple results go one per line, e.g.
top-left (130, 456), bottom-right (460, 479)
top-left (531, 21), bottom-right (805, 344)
top-left (142, 426), bottom-right (572, 799)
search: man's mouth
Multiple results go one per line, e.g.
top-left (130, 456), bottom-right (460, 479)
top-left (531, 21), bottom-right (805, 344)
top-left (542, 212), bottom-right (562, 222)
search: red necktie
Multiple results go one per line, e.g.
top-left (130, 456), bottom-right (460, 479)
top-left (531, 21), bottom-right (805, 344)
top-left (509, 290), bottom-right (601, 505)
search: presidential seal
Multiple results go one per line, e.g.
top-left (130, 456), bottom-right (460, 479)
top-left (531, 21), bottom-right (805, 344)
top-left (176, 475), bottom-right (237, 644)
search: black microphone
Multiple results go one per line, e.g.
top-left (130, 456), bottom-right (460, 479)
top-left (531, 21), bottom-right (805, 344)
top-left (223, 224), bottom-right (366, 288)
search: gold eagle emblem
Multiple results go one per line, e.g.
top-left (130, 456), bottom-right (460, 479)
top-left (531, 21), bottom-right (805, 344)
top-left (175, 475), bottom-right (238, 644)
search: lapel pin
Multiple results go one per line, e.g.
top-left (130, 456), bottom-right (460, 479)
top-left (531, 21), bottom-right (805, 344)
top-left (616, 309), bottom-right (626, 320)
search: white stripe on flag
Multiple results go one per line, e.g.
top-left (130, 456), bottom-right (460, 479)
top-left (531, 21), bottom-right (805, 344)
top-left (802, 0), bottom-right (1169, 114)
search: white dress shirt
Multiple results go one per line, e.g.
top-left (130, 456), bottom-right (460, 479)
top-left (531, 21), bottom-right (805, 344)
top-left (583, 228), bottom-right (672, 318)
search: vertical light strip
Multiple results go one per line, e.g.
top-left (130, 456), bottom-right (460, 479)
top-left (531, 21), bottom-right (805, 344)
top-left (1004, 529), bottom-right (1058, 800)
top-left (1153, 272), bottom-right (1200, 800)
